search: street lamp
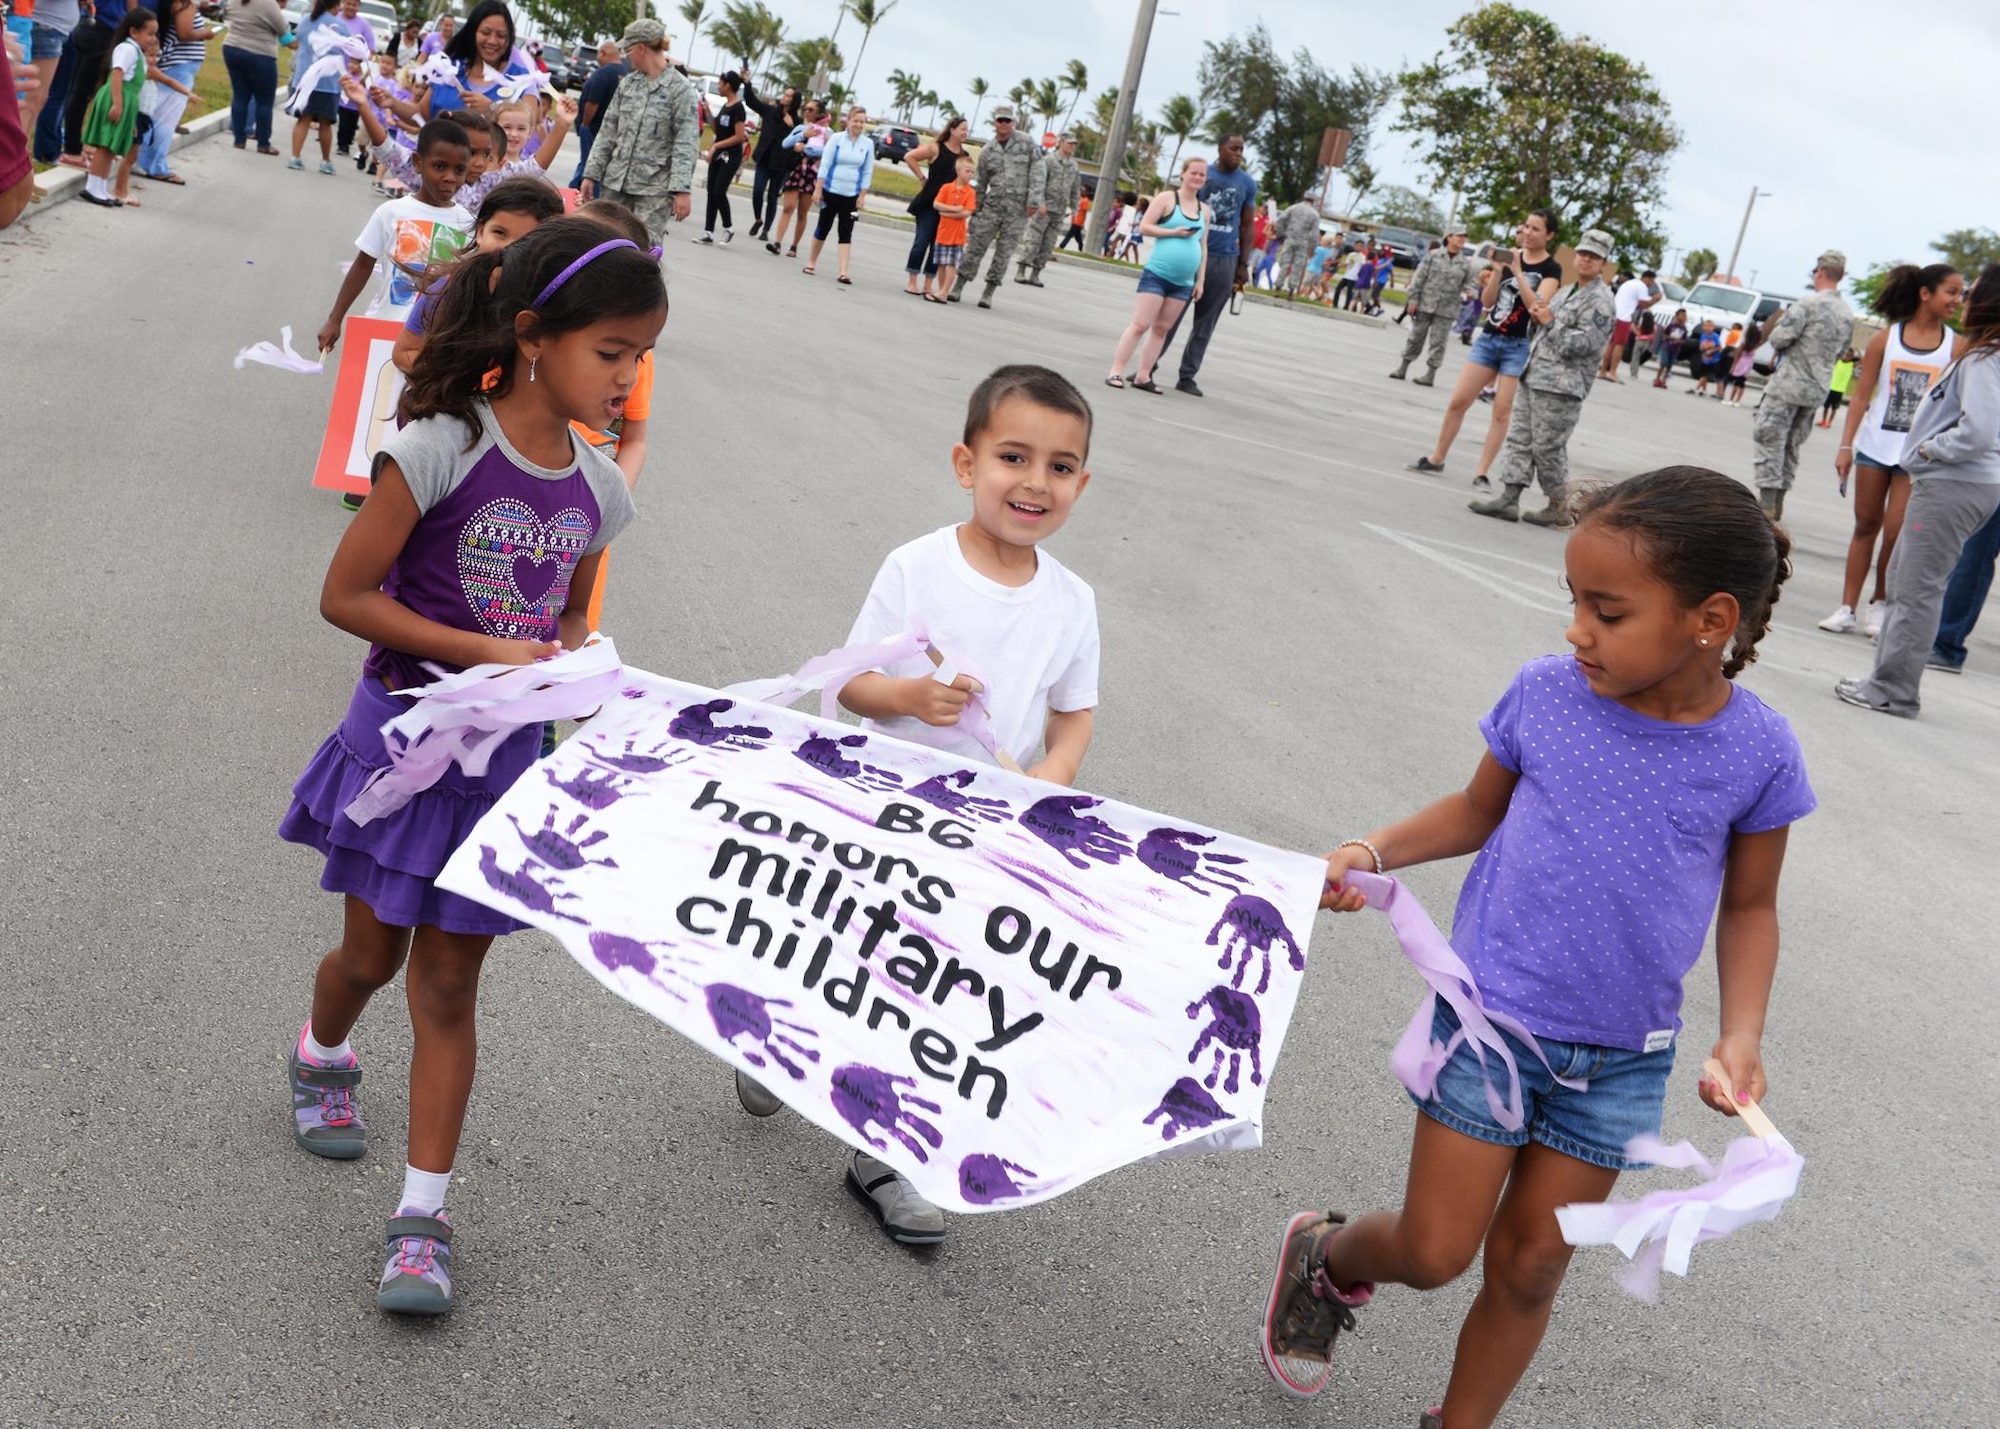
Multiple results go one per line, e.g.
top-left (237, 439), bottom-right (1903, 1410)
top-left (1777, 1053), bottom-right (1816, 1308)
top-left (1724, 187), bottom-right (1771, 284)
top-left (1082, 0), bottom-right (1160, 260)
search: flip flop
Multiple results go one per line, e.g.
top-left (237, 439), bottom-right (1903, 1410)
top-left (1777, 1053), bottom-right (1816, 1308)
top-left (801, 266), bottom-right (815, 276)
top-left (923, 294), bottom-right (946, 304)
top-left (257, 146), bottom-right (282, 156)
top-left (1131, 378), bottom-right (1163, 394)
top-left (837, 275), bottom-right (851, 285)
top-left (138, 170), bottom-right (186, 185)
top-left (118, 197), bottom-right (140, 207)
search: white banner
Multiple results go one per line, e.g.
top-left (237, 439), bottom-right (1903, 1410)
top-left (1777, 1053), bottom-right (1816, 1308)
top-left (436, 670), bottom-right (1325, 1212)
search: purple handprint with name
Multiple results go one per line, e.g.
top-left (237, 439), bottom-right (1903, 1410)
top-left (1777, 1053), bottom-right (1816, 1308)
top-left (1020, 794), bottom-right (1135, 871)
top-left (1186, 985), bottom-right (1264, 1094)
top-left (545, 763), bottom-right (637, 810)
top-left (1143, 1076), bottom-right (1229, 1142)
top-left (958, 1154), bottom-right (1035, 1205)
top-left (587, 932), bottom-right (691, 1002)
top-left (586, 732), bottom-right (694, 775)
top-left (510, 806), bottom-right (618, 872)
top-left (907, 769), bottom-right (1012, 824)
top-left (476, 846), bottom-right (586, 923)
top-left (793, 732), bottom-right (904, 792)
top-left (830, 1063), bottom-right (944, 1163)
top-left (670, 699), bottom-right (772, 750)
top-left (1206, 893), bottom-right (1304, 995)
top-left (1139, 828), bottom-right (1249, 896)
top-left (706, 983), bottom-right (821, 1080)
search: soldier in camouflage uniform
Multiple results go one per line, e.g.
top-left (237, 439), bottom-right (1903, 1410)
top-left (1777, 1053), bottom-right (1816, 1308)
top-left (1470, 230), bottom-right (1620, 527)
top-left (1016, 132), bottom-right (1081, 287)
top-left (949, 105), bottom-right (1046, 309)
top-left (1390, 226), bottom-right (1476, 385)
top-left (1273, 200), bottom-right (1321, 293)
top-left (579, 19), bottom-right (700, 248)
top-left (1752, 249), bottom-right (1855, 519)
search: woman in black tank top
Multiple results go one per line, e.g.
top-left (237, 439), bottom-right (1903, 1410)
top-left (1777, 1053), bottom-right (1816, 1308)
top-left (902, 115), bottom-right (969, 297)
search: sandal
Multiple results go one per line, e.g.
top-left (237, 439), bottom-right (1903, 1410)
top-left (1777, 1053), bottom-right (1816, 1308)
top-left (1104, 375), bottom-right (1126, 389)
top-left (1131, 378), bottom-right (1163, 394)
top-left (139, 170), bottom-right (186, 185)
top-left (257, 146), bottom-right (281, 156)
top-left (786, 244), bottom-right (798, 257)
top-left (801, 266), bottom-right (815, 275)
top-left (923, 294), bottom-right (946, 304)
top-left (837, 275), bottom-right (851, 285)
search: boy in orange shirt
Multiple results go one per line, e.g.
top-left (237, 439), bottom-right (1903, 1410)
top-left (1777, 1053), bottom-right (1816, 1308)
top-left (928, 153), bottom-right (977, 304)
top-left (571, 199), bottom-right (655, 631)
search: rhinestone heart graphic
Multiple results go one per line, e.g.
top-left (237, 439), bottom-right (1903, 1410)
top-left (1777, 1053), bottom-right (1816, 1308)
top-left (457, 498), bottom-right (594, 639)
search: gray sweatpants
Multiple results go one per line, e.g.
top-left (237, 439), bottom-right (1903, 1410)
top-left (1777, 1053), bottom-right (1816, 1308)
top-left (1849, 476), bottom-right (2000, 714)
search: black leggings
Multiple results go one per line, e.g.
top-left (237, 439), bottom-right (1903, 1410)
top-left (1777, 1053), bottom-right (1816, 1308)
top-left (814, 190), bottom-right (858, 244)
top-left (1822, 390), bottom-right (1844, 418)
top-left (752, 155), bottom-right (792, 231)
top-left (705, 153), bottom-right (741, 233)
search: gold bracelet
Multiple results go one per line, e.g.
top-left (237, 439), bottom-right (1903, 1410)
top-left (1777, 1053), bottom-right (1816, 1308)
top-left (1337, 838), bottom-right (1384, 874)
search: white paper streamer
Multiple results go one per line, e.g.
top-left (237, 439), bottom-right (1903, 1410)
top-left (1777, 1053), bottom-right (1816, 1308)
top-left (409, 54), bottom-right (460, 89)
top-left (233, 325), bottom-right (324, 375)
top-left (285, 31), bottom-right (372, 115)
top-left (496, 69), bottom-right (554, 104)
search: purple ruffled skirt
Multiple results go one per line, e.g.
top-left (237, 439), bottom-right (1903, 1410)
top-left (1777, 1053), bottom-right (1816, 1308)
top-left (280, 676), bottom-right (539, 936)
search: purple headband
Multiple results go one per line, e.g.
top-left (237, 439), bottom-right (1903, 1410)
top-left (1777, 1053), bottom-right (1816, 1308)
top-left (532, 238), bottom-right (664, 308)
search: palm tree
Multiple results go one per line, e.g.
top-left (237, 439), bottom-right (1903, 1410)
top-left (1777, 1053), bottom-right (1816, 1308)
top-left (1007, 80), bottom-right (1030, 114)
top-left (677, 0), bottom-right (709, 74)
top-left (1158, 92), bottom-right (1203, 176)
top-left (966, 76), bottom-right (988, 128)
top-left (1058, 58), bottom-right (1088, 133)
top-left (776, 36), bottom-right (842, 94)
top-left (919, 88), bottom-right (939, 128)
top-left (708, 2), bottom-right (785, 83)
top-left (840, 0), bottom-right (897, 107)
top-left (896, 71), bottom-right (923, 123)
top-left (1029, 77), bottom-right (1062, 142)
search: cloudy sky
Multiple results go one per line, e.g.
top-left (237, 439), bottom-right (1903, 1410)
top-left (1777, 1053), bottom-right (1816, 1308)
top-left (715, 0), bottom-right (2000, 291)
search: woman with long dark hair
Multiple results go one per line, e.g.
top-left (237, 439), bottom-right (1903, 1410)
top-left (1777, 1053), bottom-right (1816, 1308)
top-left (1839, 264), bottom-right (2000, 718)
top-left (417, 0), bottom-right (528, 118)
top-left (899, 113), bottom-right (968, 298)
top-left (740, 73), bottom-right (799, 242)
top-left (1821, 262), bottom-right (1965, 636)
top-left (767, 97), bottom-right (827, 259)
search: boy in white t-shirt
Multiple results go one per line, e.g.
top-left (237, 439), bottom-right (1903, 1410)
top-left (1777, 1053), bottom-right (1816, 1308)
top-left (316, 116), bottom-right (475, 354)
top-left (734, 364), bottom-right (1101, 1246)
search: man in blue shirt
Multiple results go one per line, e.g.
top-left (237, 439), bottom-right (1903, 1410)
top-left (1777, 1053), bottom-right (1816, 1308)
top-left (569, 41), bottom-right (627, 188)
top-left (1160, 131), bottom-right (1258, 396)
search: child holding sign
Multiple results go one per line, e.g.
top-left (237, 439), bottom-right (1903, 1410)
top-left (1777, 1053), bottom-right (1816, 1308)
top-left (736, 364), bottom-right (1102, 1246)
top-left (1260, 467), bottom-right (1815, 1425)
top-left (280, 218), bottom-right (659, 1315)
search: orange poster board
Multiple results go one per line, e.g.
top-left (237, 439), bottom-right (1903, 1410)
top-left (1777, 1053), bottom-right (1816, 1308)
top-left (312, 316), bottom-right (407, 497)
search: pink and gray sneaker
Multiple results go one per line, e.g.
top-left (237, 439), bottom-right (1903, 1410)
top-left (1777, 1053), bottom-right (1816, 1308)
top-left (288, 1026), bottom-right (366, 1159)
top-left (377, 1207), bottom-right (453, 1315)
top-left (1260, 1210), bottom-right (1375, 1398)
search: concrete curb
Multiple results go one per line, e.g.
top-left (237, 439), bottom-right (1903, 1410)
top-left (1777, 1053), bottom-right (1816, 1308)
top-left (30, 105), bottom-right (231, 213)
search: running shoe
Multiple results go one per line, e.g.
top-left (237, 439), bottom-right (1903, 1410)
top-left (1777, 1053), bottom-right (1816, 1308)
top-left (288, 1026), bottom-right (365, 1159)
top-left (1260, 1210), bottom-right (1373, 1398)
top-left (1818, 605), bottom-right (1857, 634)
top-left (377, 1208), bottom-right (453, 1314)
top-left (1863, 600), bottom-right (1888, 638)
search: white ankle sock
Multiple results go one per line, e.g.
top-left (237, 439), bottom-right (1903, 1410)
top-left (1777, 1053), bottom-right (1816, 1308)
top-left (401, 1165), bottom-right (452, 1214)
top-left (301, 1023), bottom-right (352, 1065)
top-left (85, 174), bottom-right (109, 199)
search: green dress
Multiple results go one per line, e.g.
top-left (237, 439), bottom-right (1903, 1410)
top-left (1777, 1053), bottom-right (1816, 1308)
top-left (82, 42), bottom-right (147, 155)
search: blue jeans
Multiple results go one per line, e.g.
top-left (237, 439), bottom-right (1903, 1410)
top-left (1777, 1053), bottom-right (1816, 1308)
top-left (1932, 500), bottom-right (2000, 668)
top-left (904, 206), bottom-right (940, 277)
top-left (136, 57), bottom-right (202, 174)
top-left (224, 46), bottom-right (277, 148)
top-left (568, 127), bottom-right (595, 188)
top-left (30, 27), bottom-right (79, 163)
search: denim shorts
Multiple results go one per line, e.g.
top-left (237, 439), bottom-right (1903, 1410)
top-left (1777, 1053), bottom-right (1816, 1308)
top-left (1409, 1000), bottom-right (1675, 1171)
top-left (298, 90), bottom-right (339, 123)
top-left (1855, 453), bottom-right (1905, 475)
top-left (1137, 268), bottom-right (1195, 302)
top-left (30, 20), bottom-right (67, 61)
top-left (1467, 330), bottom-right (1532, 378)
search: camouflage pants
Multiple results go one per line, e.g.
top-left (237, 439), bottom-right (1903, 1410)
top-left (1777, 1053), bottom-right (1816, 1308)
top-left (1751, 398), bottom-right (1816, 492)
top-left (1498, 384), bottom-right (1584, 497)
top-left (957, 197), bottom-right (1029, 290)
top-left (597, 187), bottom-right (675, 252)
top-left (1398, 310), bottom-right (1453, 376)
top-left (1018, 211), bottom-right (1064, 273)
top-left (1276, 238), bottom-right (1315, 290)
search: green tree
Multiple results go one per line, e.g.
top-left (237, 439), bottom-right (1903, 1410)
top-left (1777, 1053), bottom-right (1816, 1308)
top-left (1029, 77), bottom-right (1063, 140)
top-left (1394, 3), bottom-right (1680, 258)
top-left (1058, 58), bottom-right (1088, 133)
top-left (677, 0), bottom-right (708, 72)
top-left (840, 0), bottom-right (897, 106)
top-left (520, 0), bottom-right (632, 49)
top-left (1931, 226), bottom-right (2000, 274)
top-left (707, 1), bottom-right (785, 82)
top-left (1157, 93), bottom-right (1203, 177)
top-left (1197, 23), bottom-right (1391, 204)
top-left (966, 75), bottom-right (988, 128)
top-left (1123, 119), bottom-right (1163, 191)
top-left (775, 35), bottom-right (843, 94)
top-left (885, 66), bottom-right (919, 120)
top-left (1358, 183), bottom-right (1444, 232)
top-left (1679, 246), bottom-right (1718, 286)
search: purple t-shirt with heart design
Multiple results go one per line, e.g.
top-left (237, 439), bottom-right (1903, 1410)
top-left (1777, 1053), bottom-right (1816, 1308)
top-left (1452, 655), bottom-right (1815, 1052)
top-left (363, 402), bottom-right (637, 690)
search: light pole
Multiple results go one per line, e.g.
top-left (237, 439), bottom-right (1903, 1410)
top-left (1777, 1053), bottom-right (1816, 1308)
top-left (1082, 0), bottom-right (1159, 260)
top-left (1724, 187), bottom-right (1771, 283)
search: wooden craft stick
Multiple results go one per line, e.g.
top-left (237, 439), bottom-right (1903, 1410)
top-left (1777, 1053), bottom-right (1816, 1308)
top-left (1702, 1057), bottom-right (1781, 1141)
top-left (923, 646), bottom-right (1026, 774)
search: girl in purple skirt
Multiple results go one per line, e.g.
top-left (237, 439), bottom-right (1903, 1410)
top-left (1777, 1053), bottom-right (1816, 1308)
top-left (279, 217), bottom-right (664, 1315)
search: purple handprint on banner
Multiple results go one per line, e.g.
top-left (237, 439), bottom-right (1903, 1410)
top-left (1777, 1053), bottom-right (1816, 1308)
top-left (476, 846), bottom-right (586, 923)
top-left (958, 1154), bottom-right (1036, 1205)
top-left (588, 930), bottom-right (672, 977)
top-left (1020, 794), bottom-right (1135, 871)
top-left (830, 1063), bottom-right (945, 1163)
top-left (545, 764), bottom-right (637, 810)
top-left (509, 806), bottom-right (619, 871)
top-left (1139, 828), bottom-right (1249, 896)
top-left (1187, 985), bottom-right (1264, 1094)
top-left (586, 732), bottom-right (694, 775)
top-left (669, 699), bottom-right (772, 750)
top-left (706, 983), bottom-right (821, 1080)
top-left (1142, 1076), bottom-right (1229, 1142)
top-left (793, 732), bottom-right (904, 792)
top-left (1206, 893), bottom-right (1305, 995)
top-left (907, 770), bottom-right (1012, 824)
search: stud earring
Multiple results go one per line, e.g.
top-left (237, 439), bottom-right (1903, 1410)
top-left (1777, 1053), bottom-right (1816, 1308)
top-left (1699, 638), bottom-right (1709, 646)
top-left (528, 356), bottom-right (537, 383)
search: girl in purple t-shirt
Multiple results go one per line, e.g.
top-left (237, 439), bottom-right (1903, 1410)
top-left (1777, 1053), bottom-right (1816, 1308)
top-left (278, 218), bottom-right (665, 1317)
top-left (1261, 468), bottom-right (1816, 1421)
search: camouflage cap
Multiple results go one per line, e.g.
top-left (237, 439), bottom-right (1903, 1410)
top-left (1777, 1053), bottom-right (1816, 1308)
top-left (990, 104), bottom-right (1017, 122)
top-left (1815, 249), bottom-right (1847, 275)
top-left (1058, 130), bottom-right (1076, 143)
top-left (618, 18), bottom-right (666, 50)
top-left (1575, 228), bottom-right (1613, 258)
top-left (1444, 220), bottom-right (1468, 237)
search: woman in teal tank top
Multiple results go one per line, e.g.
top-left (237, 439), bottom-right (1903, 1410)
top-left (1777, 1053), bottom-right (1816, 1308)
top-left (1107, 157), bottom-right (1212, 393)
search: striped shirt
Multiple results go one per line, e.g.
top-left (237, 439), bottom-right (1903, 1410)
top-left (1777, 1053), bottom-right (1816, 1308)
top-left (157, 5), bottom-right (213, 67)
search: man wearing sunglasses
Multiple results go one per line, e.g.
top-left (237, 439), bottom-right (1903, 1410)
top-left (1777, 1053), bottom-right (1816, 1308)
top-left (948, 104), bottom-right (1046, 310)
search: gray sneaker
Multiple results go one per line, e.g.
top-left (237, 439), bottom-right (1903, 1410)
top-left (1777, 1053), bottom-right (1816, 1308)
top-left (289, 1029), bottom-right (365, 1159)
top-left (734, 1069), bottom-right (785, 1117)
top-left (845, 1151), bottom-right (946, 1245)
top-left (1834, 678), bottom-right (1915, 717)
top-left (376, 1208), bottom-right (453, 1315)
top-left (1926, 654), bottom-right (1963, 674)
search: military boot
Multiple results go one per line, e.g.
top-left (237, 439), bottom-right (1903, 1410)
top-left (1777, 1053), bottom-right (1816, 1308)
top-left (1388, 364), bottom-right (1409, 380)
top-left (977, 283), bottom-right (997, 310)
top-left (948, 275), bottom-right (967, 303)
top-left (1013, 263), bottom-right (1032, 285)
top-left (1521, 490), bottom-right (1572, 528)
top-left (1412, 368), bottom-right (1439, 387)
top-left (1469, 484), bottom-right (1525, 521)
top-left (1758, 487), bottom-right (1782, 520)
top-left (1026, 266), bottom-right (1046, 287)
